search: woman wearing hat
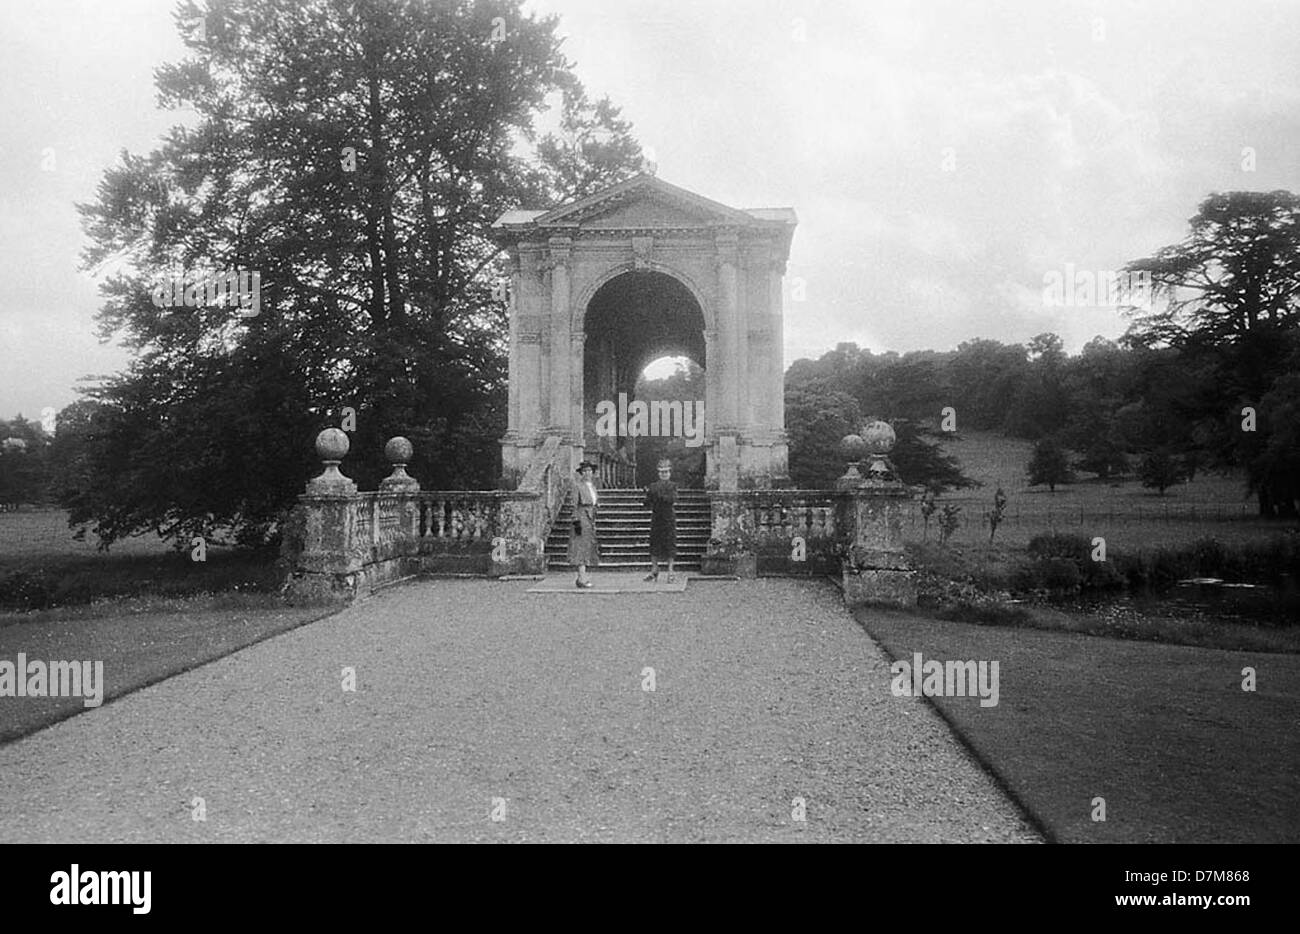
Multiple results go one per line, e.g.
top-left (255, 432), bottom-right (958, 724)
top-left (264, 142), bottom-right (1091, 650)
top-left (569, 460), bottom-right (601, 588)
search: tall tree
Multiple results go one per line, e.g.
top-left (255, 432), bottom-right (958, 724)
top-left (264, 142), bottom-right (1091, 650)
top-left (1123, 190), bottom-right (1300, 516)
top-left (71, 0), bottom-right (642, 548)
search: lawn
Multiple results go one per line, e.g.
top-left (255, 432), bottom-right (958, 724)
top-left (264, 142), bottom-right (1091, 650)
top-left (910, 431), bottom-right (1299, 549)
top-left (856, 608), bottom-right (1300, 844)
top-left (0, 509), bottom-right (338, 744)
top-left (0, 508), bottom-right (281, 611)
top-left (0, 595), bottom-right (339, 744)
top-left (0, 508), bottom-right (174, 561)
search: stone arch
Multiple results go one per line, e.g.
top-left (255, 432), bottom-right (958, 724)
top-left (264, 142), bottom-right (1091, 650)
top-left (492, 175), bottom-right (794, 490)
top-left (579, 268), bottom-right (709, 474)
top-left (573, 261), bottom-right (714, 334)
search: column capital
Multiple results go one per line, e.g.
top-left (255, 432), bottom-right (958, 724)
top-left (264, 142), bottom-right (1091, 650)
top-left (548, 235), bottom-right (572, 267)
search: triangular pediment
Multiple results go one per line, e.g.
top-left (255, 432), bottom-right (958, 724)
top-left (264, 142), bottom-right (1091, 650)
top-left (530, 175), bottom-right (760, 230)
top-left (491, 175), bottom-right (796, 249)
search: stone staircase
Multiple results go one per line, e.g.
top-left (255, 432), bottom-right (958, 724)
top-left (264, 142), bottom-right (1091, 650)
top-left (544, 488), bottom-right (712, 571)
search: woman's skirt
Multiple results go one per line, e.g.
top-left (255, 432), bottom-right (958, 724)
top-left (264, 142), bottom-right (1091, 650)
top-left (567, 511), bottom-right (601, 566)
top-left (649, 519), bottom-right (676, 559)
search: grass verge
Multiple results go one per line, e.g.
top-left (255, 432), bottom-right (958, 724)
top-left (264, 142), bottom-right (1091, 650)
top-left (854, 608), bottom-right (1300, 843)
top-left (0, 593), bottom-right (341, 745)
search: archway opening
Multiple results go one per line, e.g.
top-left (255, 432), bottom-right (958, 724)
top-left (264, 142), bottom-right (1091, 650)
top-left (632, 356), bottom-right (707, 487)
top-left (582, 271), bottom-right (706, 487)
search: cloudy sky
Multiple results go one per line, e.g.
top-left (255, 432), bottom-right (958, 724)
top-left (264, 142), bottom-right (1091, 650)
top-left (2, 0), bottom-right (1298, 419)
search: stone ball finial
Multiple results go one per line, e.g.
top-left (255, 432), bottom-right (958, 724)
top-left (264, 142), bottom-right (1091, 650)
top-left (380, 436), bottom-right (420, 493)
top-left (861, 420), bottom-right (896, 455)
top-left (384, 436), bottom-right (414, 465)
top-left (306, 428), bottom-right (356, 495)
top-left (316, 427), bottom-right (350, 462)
top-left (840, 433), bottom-right (867, 463)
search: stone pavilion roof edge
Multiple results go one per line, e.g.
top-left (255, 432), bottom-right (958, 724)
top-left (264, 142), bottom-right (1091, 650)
top-left (489, 173), bottom-right (795, 235)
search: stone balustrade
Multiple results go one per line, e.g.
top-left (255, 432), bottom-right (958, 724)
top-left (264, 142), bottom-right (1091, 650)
top-left (284, 425), bottom-right (917, 607)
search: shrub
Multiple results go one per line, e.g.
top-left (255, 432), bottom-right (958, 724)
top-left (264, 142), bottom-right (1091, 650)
top-left (1027, 533), bottom-right (1093, 561)
top-left (0, 569), bottom-right (57, 610)
top-left (1011, 556), bottom-right (1082, 593)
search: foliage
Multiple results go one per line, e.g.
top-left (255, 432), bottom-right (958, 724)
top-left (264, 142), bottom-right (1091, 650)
top-left (984, 485), bottom-right (1007, 542)
top-left (890, 418), bottom-right (978, 493)
top-left (1074, 437), bottom-right (1130, 480)
top-left (631, 359), bottom-right (706, 487)
top-left (1138, 449), bottom-right (1187, 495)
top-left (919, 489), bottom-right (937, 540)
top-left (1123, 190), bottom-right (1300, 516)
top-left (784, 384), bottom-right (862, 488)
top-left (67, 0), bottom-right (643, 548)
top-left (1026, 438), bottom-right (1073, 491)
top-left (937, 503), bottom-right (962, 545)
top-left (0, 416), bottom-right (52, 506)
top-left (783, 374), bottom-right (976, 491)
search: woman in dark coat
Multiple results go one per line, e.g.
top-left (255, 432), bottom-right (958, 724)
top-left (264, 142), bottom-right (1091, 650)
top-left (644, 458), bottom-right (678, 583)
top-left (568, 461), bottom-right (600, 587)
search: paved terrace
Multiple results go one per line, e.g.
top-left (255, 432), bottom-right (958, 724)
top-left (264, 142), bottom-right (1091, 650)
top-left (0, 578), bottom-right (1039, 843)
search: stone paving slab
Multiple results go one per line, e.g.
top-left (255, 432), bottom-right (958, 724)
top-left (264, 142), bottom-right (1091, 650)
top-left (527, 572), bottom-right (689, 593)
top-left (0, 579), bottom-right (1040, 843)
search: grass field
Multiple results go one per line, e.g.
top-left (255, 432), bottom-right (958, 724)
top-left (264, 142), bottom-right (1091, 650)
top-left (0, 510), bottom-right (338, 744)
top-left (913, 431), bottom-right (1299, 549)
top-left (857, 608), bottom-right (1300, 843)
top-left (0, 508), bottom-right (280, 611)
top-left (0, 508), bottom-right (175, 561)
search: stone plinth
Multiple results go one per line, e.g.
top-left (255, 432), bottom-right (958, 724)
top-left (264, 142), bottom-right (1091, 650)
top-left (839, 478), bottom-right (916, 608)
top-left (283, 493), bottom-right (364, 602)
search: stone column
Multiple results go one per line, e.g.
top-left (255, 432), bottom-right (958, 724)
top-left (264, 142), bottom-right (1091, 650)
top-left (505, 251), bottom-right (521, 435)
top-left (767, 255), bottom-right (786, 436)
top-left (716, 230), bottom-right (740, 430)
top-left (735, 247), bottom-right (752, 432)
top-left (548, 236), bottom-right (572, 433)
top-left (703, 328), bottom-right (719, 437)
top-left (570, 330), bottom-right (585, 447)
top-left (703, 327), bottom-right (719, 486)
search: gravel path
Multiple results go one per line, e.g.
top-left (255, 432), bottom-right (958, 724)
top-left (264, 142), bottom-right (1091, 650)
top-left (0, 578), bottom-right (1039, 843)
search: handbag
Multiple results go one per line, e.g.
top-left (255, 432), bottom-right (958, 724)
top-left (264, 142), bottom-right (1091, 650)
top-left (573, 519), bottom-right (583, 535)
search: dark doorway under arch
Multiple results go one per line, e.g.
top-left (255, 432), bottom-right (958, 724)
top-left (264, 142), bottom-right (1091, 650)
top-left (582, 271), bottom-right (707, 486)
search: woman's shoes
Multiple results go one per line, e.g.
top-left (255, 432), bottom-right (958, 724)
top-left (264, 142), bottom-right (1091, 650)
top-left (575, 579), bottom-right (593, 588)
top-left (643, 572), bottom-right (659, 582)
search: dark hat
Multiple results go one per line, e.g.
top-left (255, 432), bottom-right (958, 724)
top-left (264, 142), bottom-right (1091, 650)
top-left (576, 460), bottom-right (599, 472)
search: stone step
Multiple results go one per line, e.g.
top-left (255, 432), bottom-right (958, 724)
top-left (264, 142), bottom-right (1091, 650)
top-left (545, 488), bottom-right (715, 567)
